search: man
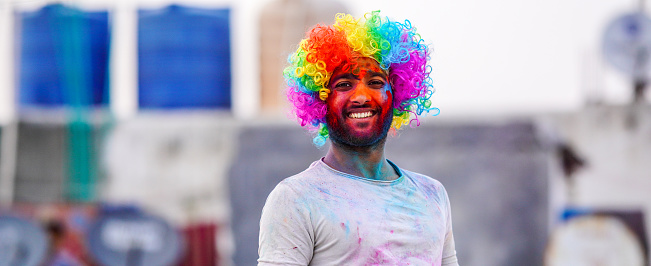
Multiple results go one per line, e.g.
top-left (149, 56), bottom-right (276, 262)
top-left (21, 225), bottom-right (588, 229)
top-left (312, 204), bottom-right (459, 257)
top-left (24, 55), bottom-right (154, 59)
top-left (259, 11), bottom-right (458, 265)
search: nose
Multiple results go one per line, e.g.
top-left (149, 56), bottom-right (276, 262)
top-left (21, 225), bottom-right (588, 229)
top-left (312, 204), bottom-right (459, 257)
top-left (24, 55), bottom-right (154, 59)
top-left (350, 85), bottom-right (372, 105)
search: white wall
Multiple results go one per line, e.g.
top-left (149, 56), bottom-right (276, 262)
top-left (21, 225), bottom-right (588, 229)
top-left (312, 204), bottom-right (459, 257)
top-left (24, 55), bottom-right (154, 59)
top-left (346, 0), bottom-right (648, 116)
top-left (546, 105), bottom-right (651, 264)
top-left (0, 0), bottom-right (648, 123)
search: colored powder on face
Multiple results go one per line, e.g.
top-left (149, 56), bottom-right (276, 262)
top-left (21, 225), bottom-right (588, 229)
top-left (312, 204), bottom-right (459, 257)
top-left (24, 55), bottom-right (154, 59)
top-left (324, 58), bottom-right (393, 147)
top-left (382, 83), bottom-right (391, 100)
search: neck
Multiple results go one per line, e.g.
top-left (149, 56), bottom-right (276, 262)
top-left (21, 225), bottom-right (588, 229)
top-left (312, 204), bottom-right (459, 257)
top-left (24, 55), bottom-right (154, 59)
top-left (323, 137), bottom-right (398, 181)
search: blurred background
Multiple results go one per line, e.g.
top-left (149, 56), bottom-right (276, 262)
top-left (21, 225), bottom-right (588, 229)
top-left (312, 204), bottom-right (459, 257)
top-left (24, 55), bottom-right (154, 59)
top-left (0, 0), bottom-right (650, 265)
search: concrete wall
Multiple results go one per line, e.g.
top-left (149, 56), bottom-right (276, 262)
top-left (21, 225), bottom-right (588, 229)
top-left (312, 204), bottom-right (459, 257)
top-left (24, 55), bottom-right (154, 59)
top-left (229, 121), bottom-right (549, 266)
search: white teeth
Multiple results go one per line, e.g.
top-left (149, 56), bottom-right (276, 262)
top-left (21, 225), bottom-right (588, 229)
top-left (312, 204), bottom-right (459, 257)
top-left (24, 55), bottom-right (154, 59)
top-left (349, 111), bottom-right (373, 119)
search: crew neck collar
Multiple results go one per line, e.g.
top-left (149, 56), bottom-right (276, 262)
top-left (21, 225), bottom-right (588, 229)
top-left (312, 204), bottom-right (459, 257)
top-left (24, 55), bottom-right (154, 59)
top-left (318, 158), bottom-right (404, 184)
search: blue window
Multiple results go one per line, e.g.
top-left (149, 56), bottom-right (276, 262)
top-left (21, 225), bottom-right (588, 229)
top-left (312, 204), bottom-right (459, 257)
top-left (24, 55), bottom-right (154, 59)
top-left (138, 5), bottom-right (231, 109)
top-left (19, 4), bottom-right (110, 107)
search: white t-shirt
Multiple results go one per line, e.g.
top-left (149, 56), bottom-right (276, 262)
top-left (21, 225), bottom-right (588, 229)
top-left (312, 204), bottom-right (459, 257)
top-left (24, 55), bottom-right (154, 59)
top-left (258, 159), bottom-right (459, 266)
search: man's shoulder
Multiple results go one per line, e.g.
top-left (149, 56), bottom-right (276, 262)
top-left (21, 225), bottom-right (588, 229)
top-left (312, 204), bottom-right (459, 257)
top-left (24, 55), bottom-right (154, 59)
top-left (272, 160), bottom-right (329, 193)
top-left (396, 169), bottom-right (452, 210)
top-left (264, 160), bottom-right (334, 206)
top-left (399, 168), bottom-right (449, 199)
top-left (401, 168), bottom-right (445, 187)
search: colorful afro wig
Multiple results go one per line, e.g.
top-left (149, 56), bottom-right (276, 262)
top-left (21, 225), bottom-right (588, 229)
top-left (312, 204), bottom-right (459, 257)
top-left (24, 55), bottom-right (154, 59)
top-left (284, 10), bottom-right (439, 146)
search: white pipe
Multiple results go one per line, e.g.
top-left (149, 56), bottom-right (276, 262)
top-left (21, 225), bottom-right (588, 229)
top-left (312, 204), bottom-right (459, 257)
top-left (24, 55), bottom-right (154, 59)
top-left (0, 0), bottom-right (17, 207)
top-left (0, 0), bottom-right (16, 126)
top-left (231, 0), bottom-right (260, 119)
top-left (110, 0), bottom-right (139, 120)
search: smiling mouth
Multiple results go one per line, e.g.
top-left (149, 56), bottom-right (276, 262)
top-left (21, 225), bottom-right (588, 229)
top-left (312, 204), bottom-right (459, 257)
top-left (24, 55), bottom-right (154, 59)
top-left (348, 111), bottom-right (374, 119)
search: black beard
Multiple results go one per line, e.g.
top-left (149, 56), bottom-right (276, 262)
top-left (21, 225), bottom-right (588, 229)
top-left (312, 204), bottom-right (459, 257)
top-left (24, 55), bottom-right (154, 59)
top-left (326, 110), bottom-right (393, 148)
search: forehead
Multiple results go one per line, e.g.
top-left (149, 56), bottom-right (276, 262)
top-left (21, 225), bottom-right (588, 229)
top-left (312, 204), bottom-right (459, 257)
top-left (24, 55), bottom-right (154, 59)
top-left (331, 57), bottom-right (384, 77)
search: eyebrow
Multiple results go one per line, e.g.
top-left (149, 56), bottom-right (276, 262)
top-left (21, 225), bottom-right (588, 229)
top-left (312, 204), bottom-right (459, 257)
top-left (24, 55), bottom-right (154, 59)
top-left (330, 71), bottom-right (387, 83)
top-left (368, 71), bottom-right (387, 79)
top-left (331, 73), bottom-right (359, 82)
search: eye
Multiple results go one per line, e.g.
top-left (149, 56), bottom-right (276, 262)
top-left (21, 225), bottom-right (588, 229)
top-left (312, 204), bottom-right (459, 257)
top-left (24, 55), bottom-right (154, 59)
top-left (368, 79), bottom-right (385, 88)
top-left (334, 81), bottom-right (352, 89)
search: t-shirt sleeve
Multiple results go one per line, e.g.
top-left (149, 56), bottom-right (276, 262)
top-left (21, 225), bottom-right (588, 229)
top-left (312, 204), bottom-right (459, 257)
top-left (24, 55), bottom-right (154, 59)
top-left (441, 185), bottom-right (459, 266)
top-left (258, 182), bottom-right (314, 265)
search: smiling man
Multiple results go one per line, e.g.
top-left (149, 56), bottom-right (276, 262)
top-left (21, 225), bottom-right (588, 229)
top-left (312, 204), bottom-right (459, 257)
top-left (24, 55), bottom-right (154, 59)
top-left (258, 11), bottom-right (458, 265)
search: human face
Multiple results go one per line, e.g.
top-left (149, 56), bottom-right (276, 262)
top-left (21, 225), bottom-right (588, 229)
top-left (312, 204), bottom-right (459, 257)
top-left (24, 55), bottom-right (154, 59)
top-left (325, 57), bottom-right (393, 147)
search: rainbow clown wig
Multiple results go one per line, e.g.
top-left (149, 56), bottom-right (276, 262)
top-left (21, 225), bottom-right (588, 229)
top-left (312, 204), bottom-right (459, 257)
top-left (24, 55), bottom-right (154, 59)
top-left (284, 10), bottom-right (439, 146)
